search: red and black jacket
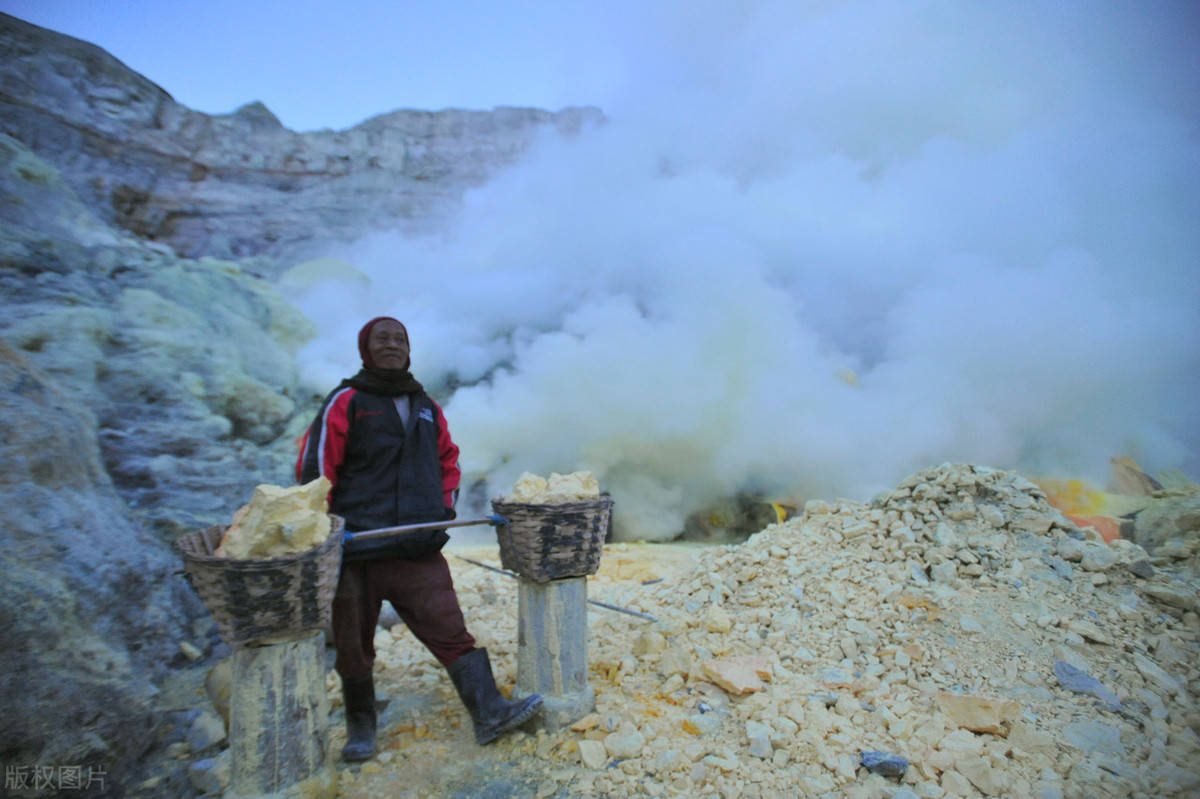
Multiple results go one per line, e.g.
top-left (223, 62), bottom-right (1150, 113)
top-left (296, 387), bottom-right (460, 560)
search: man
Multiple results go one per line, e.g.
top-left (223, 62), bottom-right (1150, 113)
top-left (296, 316), bottom-right (542, 761)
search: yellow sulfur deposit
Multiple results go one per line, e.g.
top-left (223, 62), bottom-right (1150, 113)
top-left (216, 477), bottom-right (333, 558)
top-left (503, 471), bottom-right (600, 503)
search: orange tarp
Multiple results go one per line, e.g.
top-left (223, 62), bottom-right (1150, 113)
top-left (1064, 514), bottom-right (1122, 544)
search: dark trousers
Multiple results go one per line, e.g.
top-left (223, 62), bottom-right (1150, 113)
top-left (332, 551), bottom-right (476, 679)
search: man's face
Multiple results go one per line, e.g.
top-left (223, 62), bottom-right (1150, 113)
top-left (368, 320), bottom-right (410, 369)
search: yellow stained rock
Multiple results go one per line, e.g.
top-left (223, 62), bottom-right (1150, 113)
top-left (700, 656), bottom-right (770, 695)
top-left (216, 476), bottom-right (332, 558)
top-left (936, 693), bottom-right (1020, 736)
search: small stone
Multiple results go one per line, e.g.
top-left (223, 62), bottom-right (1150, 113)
top-left (633, 631), bottom-right (666, 655)
top-left (186, 710), bottom-right (227, 752)
top-left (1050, 558), bottom-right (1074, 580)
top-left (842, 520), bottom-right (874, 539)
top-left (1052, 661), bottom-right (1121, 710)
top-left (1157, 539), bottom-right (1193, 559)
top-left (653, 749), bottom-right (682, 772)
top-left (1065, 619), bottom-right (1112, 645)
top-left (1008, 722), bottom-right (1058, 757)
top-left (931, 561), bottom-right (958, 584)
top-left (958, 756), bottom-right (1004, 795)
top-left (658, 646), bottom-right (693, 678)
top-left (859, 750), bottom-right (909, 778)
top-left (1063, 721), bottom-right (1125, 756)
top-left (934, 522), bottom-right (960, 547)
top-left (685, 713), bottom-right (723, 736)
top-left (979, 505), bottom-right (1006, 527)
top-left (792, 645), bottom-right (816, 663)
top-left (579, 739), bottom-right (607, 769)
top-left (179, 641), bottom-right (203, 661)
top-left (604, 723), bottom-right (646, 759)
top-left (1080, 544), bottom-right (1117, 572)
top-left (746, 720), bottom-right (773, 758)
top-left (704, 605), bottom-right (733, 633)
top-left (165, 742), bottom-right (190, 759)
top-left (936, 693), bottom-right (1020, 735)
top-left (1132, 653), bottom-right (1183, 697)
top-left (701, 754), bottom-right (737, 772)
top-left (1128, 560), bottom-right (1155, 579)
top-left (187, 751), bottom-right (230, 795)
top-left (1058, 539), bottom-right (1086, 562)
top-left (1143, 584), bottom-right (1198, 612)
top-left (570, 713), bottom-right (602, 732)
top-left (959, 615), bottom-right (984, 634)
top-left (834, 694), bottom-right (859, 718)
top-left (701, 656), bottom-right (768, 694)
top-left (940, 769), bottom-right (973, 795)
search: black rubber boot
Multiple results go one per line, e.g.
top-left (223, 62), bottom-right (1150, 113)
top-left (447, 648), bottom-right (543, 745)
top-left (340, 672), bottom-right (377, 762)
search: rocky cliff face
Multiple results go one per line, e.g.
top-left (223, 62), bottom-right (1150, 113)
top-left (0, 129), bottom-right (313, 794)
top-left (0, 12), bottom-right (601, 267)
top-left (0, 12), bottom-right (599, 793)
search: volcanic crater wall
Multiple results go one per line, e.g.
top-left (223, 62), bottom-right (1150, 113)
top-left (0, 12), bottom-right (598, 791)
top-left (0, 12), bottom-right (602, 266)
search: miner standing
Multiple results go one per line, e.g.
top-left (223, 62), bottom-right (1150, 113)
top-left (296, 316), bottom-right (542, 761)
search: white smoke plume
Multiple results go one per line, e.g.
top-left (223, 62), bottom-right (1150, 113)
top-left (289, 1), bottom-right (1200, 540)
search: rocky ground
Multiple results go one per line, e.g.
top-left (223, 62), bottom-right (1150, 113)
top-left (162, 462), bottom-right (1199, 798)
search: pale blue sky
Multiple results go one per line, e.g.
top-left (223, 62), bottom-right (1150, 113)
top-left (0, 0), bottom-right (635, 130)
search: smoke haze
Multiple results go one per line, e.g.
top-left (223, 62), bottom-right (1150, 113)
top-left (289, 1), bottom-right (1200, 539)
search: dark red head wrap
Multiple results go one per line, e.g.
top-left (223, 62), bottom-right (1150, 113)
top-left (357, 316), bottom-right (410, 370)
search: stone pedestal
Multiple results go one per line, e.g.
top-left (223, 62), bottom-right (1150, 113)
top-left (227, 630), bottom-right (335, 798)
top-left (514, 576), bottom-right (595, 730)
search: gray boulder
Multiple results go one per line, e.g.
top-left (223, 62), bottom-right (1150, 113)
top-left (0, 338), bottom-right (207, 792)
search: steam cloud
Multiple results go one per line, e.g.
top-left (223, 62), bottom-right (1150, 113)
top-left (289, 2), bottom-right (1200, 540)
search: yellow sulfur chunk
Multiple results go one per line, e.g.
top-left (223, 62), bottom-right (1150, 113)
top-left (502, 470), bottom-right (600, 503)
top-left (216, 476), bottom-right (332, 558)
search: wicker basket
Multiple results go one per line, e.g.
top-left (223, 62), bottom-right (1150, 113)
top-left (176, 515), bottom-right (344, 647)
top-left (490, 496), bottom-right (612, 583)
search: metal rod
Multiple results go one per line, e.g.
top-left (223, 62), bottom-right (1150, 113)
top-left (451, 555), bottom-right (659, 622)
top-left (584, 599), bottom-right (660, 622)
top-left (344, 515), bottom-right (507, 543)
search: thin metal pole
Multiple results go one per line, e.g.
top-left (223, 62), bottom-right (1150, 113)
top-left (451, 555), bottom-right (658, 622)
top-left (344, 515), bottom-right (506, 543)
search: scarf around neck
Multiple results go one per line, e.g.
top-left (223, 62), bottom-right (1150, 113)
top-left (340, 367), bottom-right (424, 397)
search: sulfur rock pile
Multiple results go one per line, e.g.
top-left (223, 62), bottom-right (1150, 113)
top-left (215, 476), bottom-right (332, 558)
top-left (326, 463), bottom-right (1199, 799)
top-left (502, 471), bottom-right (601, 503)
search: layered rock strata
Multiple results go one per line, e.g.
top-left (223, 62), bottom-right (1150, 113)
top-left (0, 12), bottom-right (602, 267)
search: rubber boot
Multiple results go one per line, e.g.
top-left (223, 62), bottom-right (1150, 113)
top-left (447, 648), bottom-right (543, 745)
top-left (340, 672), bottom-right (377, 762)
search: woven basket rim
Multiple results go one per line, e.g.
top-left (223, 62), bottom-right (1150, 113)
top-left (177, 514), bottom-right (344, 568)
top-left (491, 496), bottom-right (613, 510)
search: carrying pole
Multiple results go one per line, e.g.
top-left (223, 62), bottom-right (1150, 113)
top-left (342, 515), bottom-right (508, 544)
